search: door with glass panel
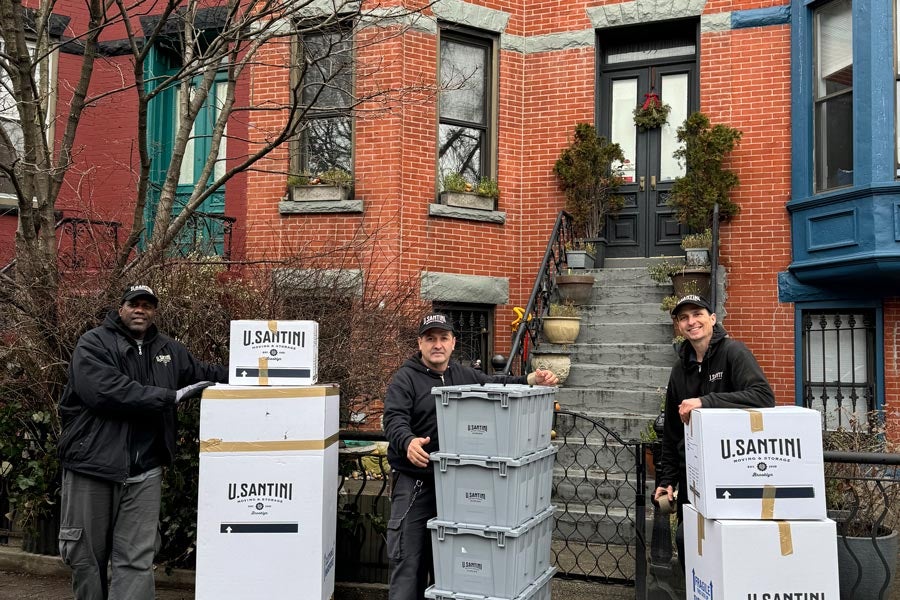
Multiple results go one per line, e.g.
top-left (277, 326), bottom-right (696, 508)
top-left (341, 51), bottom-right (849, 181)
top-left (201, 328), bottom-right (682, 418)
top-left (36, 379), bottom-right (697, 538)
top-left (599, 26), bottom-right (697, 258)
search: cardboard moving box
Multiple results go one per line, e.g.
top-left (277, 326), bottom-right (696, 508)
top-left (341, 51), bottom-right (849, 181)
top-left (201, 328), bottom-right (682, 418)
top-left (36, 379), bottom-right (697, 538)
top-left (685, 406), bottom-right (826, 520)
top-left (195, 384), bottom-right (339, 600)
top-left (229, 320), bottom-right (318, 385)
top-left (684, 504), bottom-right (839, 599)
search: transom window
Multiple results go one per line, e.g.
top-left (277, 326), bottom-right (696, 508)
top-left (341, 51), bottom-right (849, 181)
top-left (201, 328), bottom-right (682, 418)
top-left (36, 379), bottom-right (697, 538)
top-left (296, 28), bottom-right (353, 175)
top-left (813, 0), bottom-right (853, 192)
top-left (438, 28), bottom-right (495, 189)
top-left (801, 310), bottom-right (876, 430)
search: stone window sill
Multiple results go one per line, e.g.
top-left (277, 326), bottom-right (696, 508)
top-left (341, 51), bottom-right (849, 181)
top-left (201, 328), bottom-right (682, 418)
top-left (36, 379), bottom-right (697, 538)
top-left (428, 203), bottom-right (506, 224)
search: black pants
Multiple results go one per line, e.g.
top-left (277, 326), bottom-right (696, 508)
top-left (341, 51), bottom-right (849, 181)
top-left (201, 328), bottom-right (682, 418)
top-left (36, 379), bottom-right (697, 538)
top-left (386, 471), bottom-right (437, 600)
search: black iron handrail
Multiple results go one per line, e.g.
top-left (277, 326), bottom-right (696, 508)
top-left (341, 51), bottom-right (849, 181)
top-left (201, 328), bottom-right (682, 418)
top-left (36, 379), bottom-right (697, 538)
top-left (503, 210), bottom-right (576, 375)
top-left (710, 203), bottom-right (719, 310)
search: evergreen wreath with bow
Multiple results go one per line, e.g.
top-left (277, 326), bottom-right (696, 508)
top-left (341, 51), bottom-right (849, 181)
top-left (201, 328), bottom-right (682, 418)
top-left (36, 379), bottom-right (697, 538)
top-left (633, 91), bottom-right (671, 130)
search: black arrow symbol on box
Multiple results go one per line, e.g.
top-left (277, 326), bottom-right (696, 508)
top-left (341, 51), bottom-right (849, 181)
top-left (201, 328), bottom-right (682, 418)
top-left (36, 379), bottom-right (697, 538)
top-left (715, 487), bottom-right (816, 499)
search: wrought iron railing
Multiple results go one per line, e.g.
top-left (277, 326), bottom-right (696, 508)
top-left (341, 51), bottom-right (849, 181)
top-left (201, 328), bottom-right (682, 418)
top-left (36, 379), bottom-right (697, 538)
top-left (0, 216), bottom-right (123, 276)
top-left (710, 203), bottom-right (719, 310)
top-left (171, 211), bottom-right (236, 261)
top-left (503, 210), bottom-right (577, 376)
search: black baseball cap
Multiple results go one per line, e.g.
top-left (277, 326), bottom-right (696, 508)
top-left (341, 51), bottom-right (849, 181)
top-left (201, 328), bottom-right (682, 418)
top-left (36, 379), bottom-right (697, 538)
top-left (121, 284), bottom-right (159, 306)
top-left (671, 294), bottom-right (713, 317)
top-left (418, 313), bottom-right (455, 336)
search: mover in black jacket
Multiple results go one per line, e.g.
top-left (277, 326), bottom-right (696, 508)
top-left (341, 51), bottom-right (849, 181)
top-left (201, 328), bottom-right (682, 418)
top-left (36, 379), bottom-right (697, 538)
top-left (654, 294), bottom-right (775, 568)
top-left (382, 312), bottom-right (558, 600)
top-left (57, 284), bottom-right (227, 600)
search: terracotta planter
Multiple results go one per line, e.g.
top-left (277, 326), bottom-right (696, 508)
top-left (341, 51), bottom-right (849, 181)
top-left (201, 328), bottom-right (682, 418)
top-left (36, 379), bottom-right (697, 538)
top-left (541, 316), bottom-right (581, 345)
top-left (555, 274), bottom-right (595, 305)
top-left (670, 268), bottom-right (711, 299)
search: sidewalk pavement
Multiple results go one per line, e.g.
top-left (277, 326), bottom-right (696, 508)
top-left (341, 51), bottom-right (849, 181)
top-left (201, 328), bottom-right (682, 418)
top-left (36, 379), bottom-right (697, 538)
top-left (0, 540), bottom-right (636, 600)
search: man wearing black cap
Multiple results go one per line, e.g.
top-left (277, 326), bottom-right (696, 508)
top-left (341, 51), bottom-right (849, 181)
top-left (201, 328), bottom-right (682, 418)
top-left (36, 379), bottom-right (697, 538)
top-left (57, 284), bottom-right (228, 600)
top-left (382, 312), bottom-right (558, 600)
top-left (654, 294), bottom-right (774, 567)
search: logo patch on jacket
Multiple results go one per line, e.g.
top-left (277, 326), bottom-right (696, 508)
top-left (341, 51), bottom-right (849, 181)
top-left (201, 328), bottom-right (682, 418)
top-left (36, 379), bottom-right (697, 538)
top-left (156, 354), bottom-right (172, 365)
top-left (709, 371), bottom-right (723, 383)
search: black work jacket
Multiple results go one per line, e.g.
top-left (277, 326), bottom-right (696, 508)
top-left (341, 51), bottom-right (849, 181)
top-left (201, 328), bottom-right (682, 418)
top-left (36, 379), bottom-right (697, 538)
top-left (58, 311), bottom-right (227, 482)
top-left (382, 355), bottom-right (526, 477)
top-left (656, 324), bottom-right (775, 495)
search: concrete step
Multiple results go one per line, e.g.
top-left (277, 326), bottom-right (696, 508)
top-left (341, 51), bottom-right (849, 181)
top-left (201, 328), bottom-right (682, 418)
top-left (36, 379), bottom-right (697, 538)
top-left (553, 502), bottom-right (648, 546)
top-left (555, 388), bottom-right (665, 415)
top-left (591, 265), bottom-right (680, 287)
top-left (577, 320), bottom-right (674, 344)
top-left (553, 438), bottom-right (638, 473)
top-left (555, 411), bottom-right (661, 442)
top-left (588, 284), bottom-right (673, 305)
top-left (565, 364), bottom-right (671, 389)
top-left (569, 342), bottom-right (676, 367)
top-left (580, 302), bottom-right (670, 322)
top-left (553, 468), bottom-right (640, 506)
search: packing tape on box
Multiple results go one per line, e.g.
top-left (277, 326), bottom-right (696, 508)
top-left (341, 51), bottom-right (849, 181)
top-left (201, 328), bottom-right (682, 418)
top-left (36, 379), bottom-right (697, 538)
top-left (203, 386), bottom-right (336, 399)
top-left (746, 409), bottom-right (764, 432)
top-left (200, 432), bottom-right (339, 453)
top-left (268, 320), bottom-right (278, 332)
top-left (258, 357), bottom-right (269, 386)
top-left (697, 512), bottom-right (705, 556)
top-left (761, 485), bottom-right (776, 519)
top-left (778, 521), bottom-right (793, 556)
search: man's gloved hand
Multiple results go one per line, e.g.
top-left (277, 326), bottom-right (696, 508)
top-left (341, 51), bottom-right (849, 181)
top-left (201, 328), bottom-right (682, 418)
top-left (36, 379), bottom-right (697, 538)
top-left (175, 381), bottom-right (215, 405)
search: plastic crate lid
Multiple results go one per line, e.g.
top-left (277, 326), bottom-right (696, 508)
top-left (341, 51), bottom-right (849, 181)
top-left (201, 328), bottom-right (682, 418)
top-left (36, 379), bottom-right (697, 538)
top-left (431, 444), bottom-right (558, 471)
top-left (427, 505), bottom-right (555, 541)
top-left (432, 383), bottom-right (556, 404)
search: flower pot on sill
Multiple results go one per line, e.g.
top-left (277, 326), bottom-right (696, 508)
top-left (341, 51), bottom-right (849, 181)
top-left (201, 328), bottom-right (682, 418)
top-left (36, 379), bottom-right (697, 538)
top-left (290, 185), bottom-right (350, 202)
top-left (555, 274), bottom-right (595, 305)
top-left (439, 191), bottom-right (495, 211)
top-left (541, 316), bottom-right (581, 345)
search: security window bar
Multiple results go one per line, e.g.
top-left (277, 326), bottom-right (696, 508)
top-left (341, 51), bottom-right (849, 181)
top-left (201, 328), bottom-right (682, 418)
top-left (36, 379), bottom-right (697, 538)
top-left (813, 0), bottom-right (853, 192)
top-left (438, 29), bottom-right (493, 187)
top-left (297, 28), bottom-right (353, 175)
top-left (433, 304), bottom-right (492, 373)
top-left (802, 310), bottom-right (876, 431)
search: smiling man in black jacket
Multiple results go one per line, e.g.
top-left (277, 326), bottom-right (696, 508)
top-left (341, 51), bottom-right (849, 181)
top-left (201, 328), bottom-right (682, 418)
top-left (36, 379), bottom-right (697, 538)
top-left (654, 294), bottom-right (775, 568)
top-left (382, 312), bottom-right (558, 600)
top-left (57, 284), bottom-right (227, 600)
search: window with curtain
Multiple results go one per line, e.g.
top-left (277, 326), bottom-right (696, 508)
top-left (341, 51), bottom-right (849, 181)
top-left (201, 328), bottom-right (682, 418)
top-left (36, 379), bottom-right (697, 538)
top-left (813, 0), bottom-right (853, 192)
top-left (297, 28), bottom-right (353, 175)
top-left (438, 29), bottom-right (494, 188)
top-left (801, 310), bottom-right (876, 431)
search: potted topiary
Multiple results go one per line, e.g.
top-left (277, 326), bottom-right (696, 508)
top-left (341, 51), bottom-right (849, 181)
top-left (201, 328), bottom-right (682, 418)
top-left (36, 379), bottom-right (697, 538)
top-left (554, 123), bottom-right (625, 268)
top-left (288, 167), bottom-right (353, 202)
top-left (668, 112), bottom-right (742, 232)
top-left (439, 172), bottom-right (499, 211)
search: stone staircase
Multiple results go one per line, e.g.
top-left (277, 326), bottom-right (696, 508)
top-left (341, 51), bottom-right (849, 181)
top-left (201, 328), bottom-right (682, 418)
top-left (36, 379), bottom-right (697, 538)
top-left (549, 257), bottom-right (678, 440)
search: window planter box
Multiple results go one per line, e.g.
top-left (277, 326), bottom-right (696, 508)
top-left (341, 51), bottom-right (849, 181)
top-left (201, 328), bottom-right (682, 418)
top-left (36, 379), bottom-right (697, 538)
top-left (439, 191), bottom-right (495, 211)
top-left (290, 185), bottom-right (350, 202)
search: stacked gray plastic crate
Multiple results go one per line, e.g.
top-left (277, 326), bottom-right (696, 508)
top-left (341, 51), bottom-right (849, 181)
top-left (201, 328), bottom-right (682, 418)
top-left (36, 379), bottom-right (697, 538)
top-left (425, 384), bottom-right (558, 600)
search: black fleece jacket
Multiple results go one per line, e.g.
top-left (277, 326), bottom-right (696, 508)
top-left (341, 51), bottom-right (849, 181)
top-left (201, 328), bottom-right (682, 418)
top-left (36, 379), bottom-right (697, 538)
top-left (58, 311), bottom-right (227, 482)
top-left (382, 354), bottom-right (527, 477)
top-left (656, 323), bottom-right (775, 499)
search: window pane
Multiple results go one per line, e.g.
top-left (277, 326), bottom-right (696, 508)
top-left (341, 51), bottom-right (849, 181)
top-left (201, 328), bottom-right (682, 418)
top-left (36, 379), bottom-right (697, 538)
top-left (305, 116), bottom-right (352, 174)
top-left (815, 0), bottom-right (852, 99)
top-left (440, 39), bottom-right (486, 125)
top-left (660, 73), bottom-right (688, 181)
top-left (610, 78), bottom-right (637, 183)
top-left (815, 93), bottom-right (853, 190)
top-left (0, 119), bottom-right (23, 195)
top-left (438, 123), bottom-right (482, 182)
top-left (302, 32), bottom-right (353, 110)
top-left (803, 311), bottom-right (875, 430)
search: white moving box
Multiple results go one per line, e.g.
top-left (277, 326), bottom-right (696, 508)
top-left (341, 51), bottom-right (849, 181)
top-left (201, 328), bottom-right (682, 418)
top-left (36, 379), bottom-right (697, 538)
top-left (685, 406), bottom-right (826, 520)
top-left (229, 320), bottom-right (318, 385)
top-left (195, 384), bottom-right (339, 600)
top-left (684, 504), bottom-right (839, 599)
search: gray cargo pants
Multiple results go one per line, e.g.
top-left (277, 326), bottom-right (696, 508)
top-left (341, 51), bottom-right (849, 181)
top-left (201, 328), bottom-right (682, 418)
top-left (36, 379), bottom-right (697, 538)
top-left (386, 470), bottom-right (437, 600)
top-left (58, 468), bottom-right (162, 600)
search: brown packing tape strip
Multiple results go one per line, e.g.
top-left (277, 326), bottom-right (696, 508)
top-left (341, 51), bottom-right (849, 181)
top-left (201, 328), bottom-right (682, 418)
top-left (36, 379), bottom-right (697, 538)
top-left (777, 521), bottom-right (793, 556)
top-left (200, 432), bottom-right (340, 453)
top-left (203, 386), bottom-right (337, 399)
top-left (747, 409), bottom-right (764, 432)
top-left (258, 357), bottom-right (268, 386)
top-left (761, 485), bottom-right (776, 519)
top-left (696, 512), bottom-right (705, 556)
top-left (268, 320), bottom-right (278, 332)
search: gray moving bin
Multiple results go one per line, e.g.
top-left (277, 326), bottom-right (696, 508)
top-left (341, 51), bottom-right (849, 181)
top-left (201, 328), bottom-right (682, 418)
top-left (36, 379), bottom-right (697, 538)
top-left (424, 566), bottom-right (557, 600)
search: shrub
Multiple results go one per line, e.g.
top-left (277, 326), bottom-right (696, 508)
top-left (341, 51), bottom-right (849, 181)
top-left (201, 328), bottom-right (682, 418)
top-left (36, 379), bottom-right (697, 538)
top-left (441, 172), bottom-right (470, 193)
top-left (474, 177), bottom-right (500, 199)
top-left (548, 302), bottom-right (579, 318)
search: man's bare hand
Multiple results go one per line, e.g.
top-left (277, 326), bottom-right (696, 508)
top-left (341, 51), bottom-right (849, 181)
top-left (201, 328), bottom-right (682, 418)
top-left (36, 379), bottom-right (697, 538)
top-left (406, 436), bottom-right (431, 468)
top-left (528, 368), bottom-right (559, 386)
top-left (679, 398), bottom-right (702, 424)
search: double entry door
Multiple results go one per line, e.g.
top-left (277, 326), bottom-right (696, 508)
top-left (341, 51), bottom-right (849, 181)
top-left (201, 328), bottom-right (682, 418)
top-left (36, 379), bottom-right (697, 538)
top-left (601, 61), bottom-right (696, 258)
